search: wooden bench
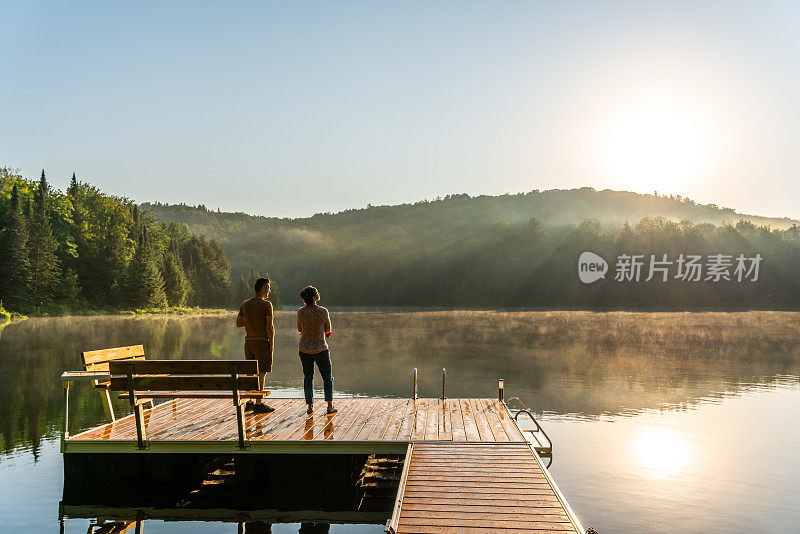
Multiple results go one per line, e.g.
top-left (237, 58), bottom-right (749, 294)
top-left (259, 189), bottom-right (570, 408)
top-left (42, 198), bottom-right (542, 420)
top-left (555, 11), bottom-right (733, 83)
top-left (107, 359), bottom-right (269, 450)
top-left (82, 345), bottom-right (148, 421)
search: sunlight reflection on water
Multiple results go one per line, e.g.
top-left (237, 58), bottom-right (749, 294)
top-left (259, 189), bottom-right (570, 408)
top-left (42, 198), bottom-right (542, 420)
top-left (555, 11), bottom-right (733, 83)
top-left (631, 427), bottom-right (691, 479)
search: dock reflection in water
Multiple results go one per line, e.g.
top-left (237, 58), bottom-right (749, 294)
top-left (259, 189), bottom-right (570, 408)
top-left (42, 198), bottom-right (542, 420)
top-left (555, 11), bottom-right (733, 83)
top-left (62, 452), bottom-right (401, 533)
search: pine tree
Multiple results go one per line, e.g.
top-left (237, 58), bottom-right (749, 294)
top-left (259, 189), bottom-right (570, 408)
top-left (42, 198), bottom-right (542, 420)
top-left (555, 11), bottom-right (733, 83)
top-left (162, 242), bottom-right (189, 307)
top-left (67, 172), bottom-right (78, 196)
top-left (54, 267), bottom-right (81, 302)
top-left (0, 184), bottom-right (31, 310)
top-left (234, 274), bottom-right (250, 306)
top-left (130, 205), bottom-right (140, 242)
top-left (181, 235), bottom-right (231, 307)
top-left (67, 172), bottom-right (86, 280)
top-left (124, 231), bottom-right (166, 309)
top-left (246, 267), bottom-right (259, 293)
top-left (243, 267), bottom-right (279, 309)
top-left (28, 171), bottom-right (61, 307)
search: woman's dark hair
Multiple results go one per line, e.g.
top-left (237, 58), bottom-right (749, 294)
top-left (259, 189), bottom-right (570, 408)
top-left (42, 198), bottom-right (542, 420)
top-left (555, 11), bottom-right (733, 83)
top-left (300, 285), bottom-right (319, 306)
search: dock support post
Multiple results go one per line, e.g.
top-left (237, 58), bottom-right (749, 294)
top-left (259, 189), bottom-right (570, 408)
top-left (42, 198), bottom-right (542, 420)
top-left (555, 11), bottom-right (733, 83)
top-left (499, 379), bottom-right (504, 402)
top-left (412, 368), bottom-right (418, 401)
top-left (62, 380), bottom-right (70, 447)
top-left (441, 368), bottom-right (446, 400)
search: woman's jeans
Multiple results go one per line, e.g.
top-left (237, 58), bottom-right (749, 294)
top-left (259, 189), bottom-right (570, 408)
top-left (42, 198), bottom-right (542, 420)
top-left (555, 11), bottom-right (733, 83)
top-left (299, 349), bottom-right (333, 404)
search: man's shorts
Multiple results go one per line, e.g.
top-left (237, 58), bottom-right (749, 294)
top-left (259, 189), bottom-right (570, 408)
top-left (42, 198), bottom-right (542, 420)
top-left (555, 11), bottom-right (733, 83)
top-left (244, 340), bottom-right (272, 373)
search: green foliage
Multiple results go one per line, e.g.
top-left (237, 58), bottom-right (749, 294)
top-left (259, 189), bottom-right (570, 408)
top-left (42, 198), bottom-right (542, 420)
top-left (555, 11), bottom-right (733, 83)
top-left (0, 182), bottom-right (31, 309)
top-left (0, 167), bottom-right (233, 314)
top-left (145, 191), bottom-right (800, 309)
top-left (123, 232), bottom-right (167, 309)
top-left (182, 235), bottom-right (232, 307)
top-left (28, 171), bottom-right (61, 306)
top-left (162, 250), bottom-right (189, 307)
top-left (234, 274), bottom-right (250, 306)
top-left (239, 267), bottom-right (280, 309)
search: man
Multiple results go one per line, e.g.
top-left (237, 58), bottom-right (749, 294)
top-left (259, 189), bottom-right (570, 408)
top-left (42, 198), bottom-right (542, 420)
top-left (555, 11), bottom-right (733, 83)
top-left (236, 277), bottom-right (275, 413)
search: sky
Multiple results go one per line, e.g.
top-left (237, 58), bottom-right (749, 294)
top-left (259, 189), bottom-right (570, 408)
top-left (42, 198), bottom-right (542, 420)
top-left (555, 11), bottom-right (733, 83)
top-left (1, 1), bottom-right (799, 219)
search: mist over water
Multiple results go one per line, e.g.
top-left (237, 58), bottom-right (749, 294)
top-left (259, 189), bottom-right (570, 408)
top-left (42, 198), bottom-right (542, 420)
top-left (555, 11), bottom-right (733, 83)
top-left (1, 311), bottom-right (799, 532)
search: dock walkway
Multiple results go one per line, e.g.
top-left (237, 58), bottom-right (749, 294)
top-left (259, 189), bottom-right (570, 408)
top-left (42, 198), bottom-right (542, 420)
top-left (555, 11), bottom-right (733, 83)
top-left (388, 442), bottom-right (583, 533)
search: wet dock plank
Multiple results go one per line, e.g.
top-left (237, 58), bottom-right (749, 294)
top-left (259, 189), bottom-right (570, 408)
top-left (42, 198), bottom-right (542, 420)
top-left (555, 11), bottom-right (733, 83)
top-left (67, 398), bottom-right (524, 449)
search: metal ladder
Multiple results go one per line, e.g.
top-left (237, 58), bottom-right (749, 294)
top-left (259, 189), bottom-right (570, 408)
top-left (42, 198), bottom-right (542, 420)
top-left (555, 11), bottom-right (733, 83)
top-left (505, 396), bottom-right (553, 467)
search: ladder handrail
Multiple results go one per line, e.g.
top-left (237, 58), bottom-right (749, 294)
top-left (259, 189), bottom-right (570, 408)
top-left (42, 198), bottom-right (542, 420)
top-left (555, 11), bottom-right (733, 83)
top-left (514, 409), bottom-right (553, 456)
top-left (504, 396), bottom-right (553, 457)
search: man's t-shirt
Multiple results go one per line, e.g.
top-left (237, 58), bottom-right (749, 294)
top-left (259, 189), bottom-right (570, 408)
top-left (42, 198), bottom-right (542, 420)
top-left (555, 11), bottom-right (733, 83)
top-left (238, 297), bottom-right (273, 341)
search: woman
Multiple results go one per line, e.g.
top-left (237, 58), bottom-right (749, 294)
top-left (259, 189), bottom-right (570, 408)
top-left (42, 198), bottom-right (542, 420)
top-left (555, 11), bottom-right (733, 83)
top-left (297, 285), bottom-right (336, 415)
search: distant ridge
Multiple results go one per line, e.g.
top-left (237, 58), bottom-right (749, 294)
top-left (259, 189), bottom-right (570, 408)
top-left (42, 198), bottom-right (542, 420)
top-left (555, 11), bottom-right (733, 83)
top-left (143, 186), bottom-right (799, 240)
top-left (142, 187), bottom-right (800, 309)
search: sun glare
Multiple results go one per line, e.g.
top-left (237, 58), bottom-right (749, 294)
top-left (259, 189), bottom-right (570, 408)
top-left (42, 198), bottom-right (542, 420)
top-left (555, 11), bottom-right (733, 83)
top-left (631, 427), bottom-right (691, 479)
top-left (596, 105), bottom-right (711, 192)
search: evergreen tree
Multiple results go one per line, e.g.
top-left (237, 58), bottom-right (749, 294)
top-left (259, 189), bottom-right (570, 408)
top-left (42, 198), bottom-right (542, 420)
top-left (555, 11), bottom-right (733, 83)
top-left (54, 267), bottom-right (81, 302)
top-left (124, 231), bottom-right (166, 309)
top-left (130, 205), bottom-right (140, 242)
top-left (246, 267), bottom-right (259, 292)
top-left (67, 172), bottom-right (78, 196)
top-left (66, 173), bottom-right (86, 277)
top-left (234, 274), bottom-right (250, 305)
top-left (0, 185), bottom-right (31, 310)
top-left (28, 171), bottom-right (61, 307)
top-left (242, 267), bottom-right (279, 308)
top-left (162, 243), bottom-right (189, 307)
top-left (181, 235), bottom-right (231, 307)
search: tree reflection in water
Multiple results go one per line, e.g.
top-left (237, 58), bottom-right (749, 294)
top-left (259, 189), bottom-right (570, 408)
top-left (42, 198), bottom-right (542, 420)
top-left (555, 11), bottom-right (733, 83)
top-left (2, 311), bottom-right (799, 456)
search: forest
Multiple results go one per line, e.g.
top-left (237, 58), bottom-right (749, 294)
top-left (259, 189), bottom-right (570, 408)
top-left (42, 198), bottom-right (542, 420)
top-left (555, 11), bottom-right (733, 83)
top-left (146, 189), bottom-right (800, 309)
top-left (3, 166), bottom-right (799, 312)
top-left (0, 167), bottom-right (232, 315)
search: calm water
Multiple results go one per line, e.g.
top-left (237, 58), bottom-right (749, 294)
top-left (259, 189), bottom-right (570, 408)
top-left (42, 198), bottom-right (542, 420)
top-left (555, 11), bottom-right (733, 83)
top-left (1, 310), bottom-right (799, 533)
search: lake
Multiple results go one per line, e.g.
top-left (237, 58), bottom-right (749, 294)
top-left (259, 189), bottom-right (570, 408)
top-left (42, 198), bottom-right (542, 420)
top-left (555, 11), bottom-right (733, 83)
top-left (1, 310), bottom-right (799, 533)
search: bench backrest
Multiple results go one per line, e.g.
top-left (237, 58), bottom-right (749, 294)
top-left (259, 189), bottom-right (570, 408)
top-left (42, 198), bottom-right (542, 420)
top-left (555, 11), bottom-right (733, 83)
top-left (82, 345), bottom-right (146, 373)
top-left (107, 359), bottom-right (260, 391)
top-left (82, 345), bottom-right (147, 421)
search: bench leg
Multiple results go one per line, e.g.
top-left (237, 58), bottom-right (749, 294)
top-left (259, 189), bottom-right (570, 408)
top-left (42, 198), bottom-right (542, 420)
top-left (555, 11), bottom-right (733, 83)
top-left (236, 402), bottom-right (247, 449)
top-left (134, 402), bottom-right (147, 450)
top-left (101, 388), bottom-right (116, 422)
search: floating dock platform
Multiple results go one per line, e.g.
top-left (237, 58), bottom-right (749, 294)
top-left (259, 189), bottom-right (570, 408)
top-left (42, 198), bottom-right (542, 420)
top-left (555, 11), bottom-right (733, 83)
top-left (62, 397), bottom-right (584, 533)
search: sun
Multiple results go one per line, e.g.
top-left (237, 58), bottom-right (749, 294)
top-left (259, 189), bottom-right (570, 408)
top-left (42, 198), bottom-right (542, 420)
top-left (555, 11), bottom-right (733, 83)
top-left (595, 104), bottom-right (711, 192)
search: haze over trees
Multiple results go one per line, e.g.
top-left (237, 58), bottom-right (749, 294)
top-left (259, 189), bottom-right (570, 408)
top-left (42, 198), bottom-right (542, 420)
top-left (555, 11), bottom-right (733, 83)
top-left (0, 168), bottom-right (232, 314)
top-left (145, 188), bottom-right (800, 309)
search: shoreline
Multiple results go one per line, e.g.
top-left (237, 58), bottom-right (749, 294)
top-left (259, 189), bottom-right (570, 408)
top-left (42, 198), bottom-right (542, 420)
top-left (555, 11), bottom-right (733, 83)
top-left (1, 306), bottom-right (234, 323)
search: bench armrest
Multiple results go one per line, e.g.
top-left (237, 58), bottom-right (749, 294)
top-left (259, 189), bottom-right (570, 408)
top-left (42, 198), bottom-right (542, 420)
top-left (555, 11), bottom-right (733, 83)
top-left (60, 371), bottom-right (112, 384)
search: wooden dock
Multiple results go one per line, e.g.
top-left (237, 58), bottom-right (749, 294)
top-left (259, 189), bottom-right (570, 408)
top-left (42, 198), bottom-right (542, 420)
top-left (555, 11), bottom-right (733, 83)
top-left (63, 397), bottom-right (584, 533)
top-left (65, 398), bottom-right (526, 454)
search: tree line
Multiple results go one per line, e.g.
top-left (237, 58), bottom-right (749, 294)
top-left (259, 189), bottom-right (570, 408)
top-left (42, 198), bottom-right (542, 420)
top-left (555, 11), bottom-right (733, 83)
top-left (0, 168), bottom-right (233, 313)
top-left (147, 194), bottom-right (800, 309)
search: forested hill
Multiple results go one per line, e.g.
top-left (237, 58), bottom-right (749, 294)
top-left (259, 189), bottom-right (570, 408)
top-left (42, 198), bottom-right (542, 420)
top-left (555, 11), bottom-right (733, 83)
top-left (143, 188), bottom-right (800, 309)
top-left (144, 188), bottom-right (799, 243)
